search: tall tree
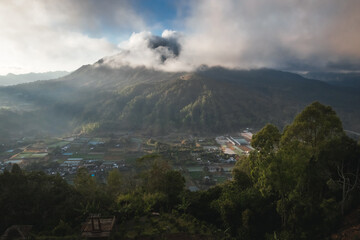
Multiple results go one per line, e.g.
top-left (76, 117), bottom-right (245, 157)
top-left (74, 168), bottom-right (97, 196)
top-left (249, 102), bottom-right (351, 238)
top-left (281, 101), bottom-right (344, 152)
top-left (249, 124), bottom-right (281, 196)
top-left (107, 169), bottom-right (123, 198)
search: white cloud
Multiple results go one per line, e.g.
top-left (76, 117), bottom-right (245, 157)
top-left (0, 0), bottom-right (144, 75)
top-left (1, 0), bottom-right (360, 74)
top-left (102, 30), bottom-right (194, 72)
top-left (102, 0), bottom-right (360, 72)
top-left (179, 0), bottom-right (360, 71)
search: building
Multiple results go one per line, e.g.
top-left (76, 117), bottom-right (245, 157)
top-left (81, 215), bottom-right (115, 239)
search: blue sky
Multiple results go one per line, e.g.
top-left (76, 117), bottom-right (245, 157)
top-left (85, 0), bottom-right (184, 43)
top-left (0, 0), bottom-right (359, 75)
top-left (134, 0), bottom-right (179, 33)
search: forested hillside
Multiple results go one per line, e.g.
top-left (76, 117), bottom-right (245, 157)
top-left (0, 65), bottom-right (359, 138)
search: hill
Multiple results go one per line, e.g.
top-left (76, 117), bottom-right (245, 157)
top-left (0, 71), bottom-right (69, 86)
top-left (0, 64), bottom-right (359, 138)
top-left (302, 72), bottom-right (360, 90)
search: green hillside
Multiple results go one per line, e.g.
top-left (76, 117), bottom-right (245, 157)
top-left (0, 65), bottom-right (359, 138)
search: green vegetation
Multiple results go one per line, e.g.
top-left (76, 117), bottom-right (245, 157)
top-left (0, 102), bottom-right (359, 239)
top-left (0, 67), bottom-right (359, 139)
top-left (188, 171), bottom-right (204, 180)
top-left (48, 141), bottom-right (70, 149)
top-left (14, 152), bottom-right (48, 159)
top-left (80, 122), bottom-right (100, 135)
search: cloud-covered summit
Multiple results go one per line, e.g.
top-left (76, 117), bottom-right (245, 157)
top-left (98, 0), bottom-right (360, 73)
top-left (100, 30), bottom-right (191, 71)
top-left (1, 0), bottom-right (360, 74)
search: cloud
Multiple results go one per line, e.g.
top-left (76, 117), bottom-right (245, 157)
top-left (179, 0), bottom-right (360, 72)
top-left (43, 0), bottom-right (147, 34)
top-left (79, 0), bottom-right (360, 73)
top-left (101, 0), bottom-right (360, 72)
top-left (101, 30), bottom-right (193, 72)
top-left (0, 0), bottom-right (145, 74)
top-left (2, 0), bottom-right (360, 74)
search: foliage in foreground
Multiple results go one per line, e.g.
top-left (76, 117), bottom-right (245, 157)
top-left (0, 102), bottom-right (359, 239)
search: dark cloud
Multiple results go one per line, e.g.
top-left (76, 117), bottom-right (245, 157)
top-left (102, 31), bottom-right (190, 71)
top-left (148, 35), bottom-right (181, 62)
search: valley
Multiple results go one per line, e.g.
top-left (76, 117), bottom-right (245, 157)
top-left (0, 129), bottom-right (254, 192)
top-left (2, 1), bottom-right (360, 239)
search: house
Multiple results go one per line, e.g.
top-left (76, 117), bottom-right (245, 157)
top-left (81, 215), bottom-right (115, 239)
top-left (203, 146), bottom-right (219, 152)
top-left (1, 225), bottom-right (32, 240)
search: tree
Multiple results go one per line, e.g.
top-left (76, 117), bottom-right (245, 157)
top-left (74, 168), bottom-right (97, 195)
top-left (319, 135), bottom-right (360, 215)
top-left (74, 168), bottom-right (113, 217)
top-left (249, 124), bottom-right (281, 196)
top-left (140, 159), bottom-right (185, 208)
top-left (281, 101), bottom-right (344, 152)
top-left (107, 169), bottom-right (122, 198)
top-left (248, 102), bottom-right (350, 238)
top-left (142, 159), bottom-right (171, 192)
top-left (161, 170), bottom-right (185, 206)
top-left (11, 163), bottom-right (22, 174)
top-left (251, 123), bottom-right (281, 153)
top-left (0, 170), bottom-right (82, 233)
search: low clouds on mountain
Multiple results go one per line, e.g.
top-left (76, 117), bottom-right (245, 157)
top-left (101, 30), bottom-right (193, 72)
top-left (101, 0), bottom-right (360, 72)
top-left (1, 0), bottom-right (360, 74)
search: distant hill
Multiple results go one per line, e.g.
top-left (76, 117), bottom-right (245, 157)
top-left (0, 71), bottom-right (69, 86)
top-left (0, 64), bottom-right (359, 139)
top-left (302, 72), bottom-right (360, 90)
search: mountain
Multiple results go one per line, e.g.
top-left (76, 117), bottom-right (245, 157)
top-left (0, 71), bottom-right (69, 86)
top-left (302, 72), bottom-right (360, 90)
top-left (0, 63), bottom-right (359, 139)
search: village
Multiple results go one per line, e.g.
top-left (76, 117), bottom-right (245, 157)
top-left (0, 130), bottom-right (253, 191)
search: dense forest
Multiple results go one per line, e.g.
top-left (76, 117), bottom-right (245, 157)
top-left (0, 102), bottom-right (359, 239)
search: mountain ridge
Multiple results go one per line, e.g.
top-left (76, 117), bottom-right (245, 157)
top-left (0, 71), bottom-right (69, 86)
top-left (0, 64), bottom-right (359, 139)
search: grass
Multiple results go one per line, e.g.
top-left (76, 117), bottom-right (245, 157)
top-left (188, 171), bottom-right (204, 180)
top-left (213, 175), bottom-right (229, 183)
top-left (14, 152), bottom-right (48, 159)
top-left (48, 141), bottom-right (70, 149)
top-left (187, 166), bottom-right (203, 172)
top-left (71, 154), bottom-right (104, 160)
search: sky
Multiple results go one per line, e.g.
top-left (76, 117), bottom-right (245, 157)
top-left (0, 0), bottom-right (359, 75)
